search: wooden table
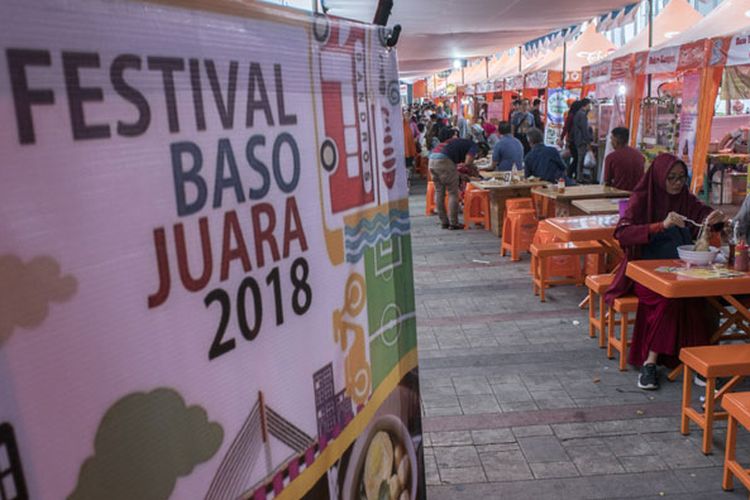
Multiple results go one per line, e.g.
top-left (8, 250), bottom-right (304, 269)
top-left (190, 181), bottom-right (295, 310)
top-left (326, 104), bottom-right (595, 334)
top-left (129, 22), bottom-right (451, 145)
top-left (626, 259), bottom-right (750, 379)
top-left (471, 180), bottom-right (548, 237)
top-left (531, 185), bottom-right (630, 217)
top-left (572, 198), bottom-right (628, 215)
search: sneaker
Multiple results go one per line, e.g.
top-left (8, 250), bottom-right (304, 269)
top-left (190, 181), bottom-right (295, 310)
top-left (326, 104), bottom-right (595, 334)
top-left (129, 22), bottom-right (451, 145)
top-left (448, 224), bottom-right (464, 230)
top-left (441, 223), bottom-right (450, 229)
top-left (694, 374), bottom-right (707, 387)
top-left (638, 363), bottom-right (659, 390)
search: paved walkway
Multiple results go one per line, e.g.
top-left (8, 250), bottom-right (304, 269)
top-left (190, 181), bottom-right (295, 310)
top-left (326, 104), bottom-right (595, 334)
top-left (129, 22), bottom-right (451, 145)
top-left (410, 181), bottom-right (750, 499)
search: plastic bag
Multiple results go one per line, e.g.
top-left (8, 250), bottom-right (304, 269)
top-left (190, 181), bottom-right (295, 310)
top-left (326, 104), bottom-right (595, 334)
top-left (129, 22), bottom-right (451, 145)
top-left (584, 150), bottom-right (596, 168)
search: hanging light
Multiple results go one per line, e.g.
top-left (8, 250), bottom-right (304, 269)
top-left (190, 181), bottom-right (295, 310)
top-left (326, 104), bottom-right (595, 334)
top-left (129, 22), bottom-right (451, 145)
top-left (453, 59), bottom-right (463, 69)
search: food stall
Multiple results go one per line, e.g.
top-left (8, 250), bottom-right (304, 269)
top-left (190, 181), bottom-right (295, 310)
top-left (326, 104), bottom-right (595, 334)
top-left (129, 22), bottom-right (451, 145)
top-left (582, 0), bottom-right (703, 179)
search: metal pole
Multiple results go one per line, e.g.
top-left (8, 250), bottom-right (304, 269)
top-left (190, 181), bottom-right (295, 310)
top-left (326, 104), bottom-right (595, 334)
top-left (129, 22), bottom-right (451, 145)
top-left (647, 0), bottom-right (653, 98)
top-left (462, 66), bottom-right (465, 85)
top-left (562, 41), bottom-right (567, 88)
top-left (518, 46), bottom-right (522, 72)
top-left (485, 57), bottom-right (489, 80)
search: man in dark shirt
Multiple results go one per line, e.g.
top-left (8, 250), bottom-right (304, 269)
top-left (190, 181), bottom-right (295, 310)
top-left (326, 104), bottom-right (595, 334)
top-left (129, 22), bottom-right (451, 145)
top-left (531, 98), bottom-right (544, 129)
top-left (603, 127), bottom-right (644, 191)
top-left (429, 128), bottom-right (477, 229)
top-left (524, 128), bottom-right (568, 183)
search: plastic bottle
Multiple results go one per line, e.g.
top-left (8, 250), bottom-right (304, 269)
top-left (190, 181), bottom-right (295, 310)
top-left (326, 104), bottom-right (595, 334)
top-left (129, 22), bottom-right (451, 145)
top-left (511, 163), bottom-right (518, 183)
top-left (735, 240), bottom-right (748, 272)
top-left (557, 178), bottom-right (566, 193)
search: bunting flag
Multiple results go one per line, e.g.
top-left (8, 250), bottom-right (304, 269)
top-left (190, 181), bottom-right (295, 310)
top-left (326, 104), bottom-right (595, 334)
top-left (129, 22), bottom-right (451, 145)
top-left (597, 3), bottom-right (639, 32)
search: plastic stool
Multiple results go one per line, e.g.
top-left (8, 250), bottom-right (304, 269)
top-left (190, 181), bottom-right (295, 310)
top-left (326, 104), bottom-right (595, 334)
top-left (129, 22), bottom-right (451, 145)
top-left (463, 189), bottom-right (490, 230)
top-left (426, 181), bottom-right (436, 215)
top-left (530, 220), bottom-right (581, 278)
top-left (585, 274), bottom-right (614, 347)
top-left (607, 296), bottom-right (637, 370)
top-left (501, 208), bottom-right (538, 261)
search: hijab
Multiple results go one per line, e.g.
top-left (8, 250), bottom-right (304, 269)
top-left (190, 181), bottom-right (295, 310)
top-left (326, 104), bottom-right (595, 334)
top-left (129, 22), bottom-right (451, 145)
top-left (623, 153), bottom-right (694, 226)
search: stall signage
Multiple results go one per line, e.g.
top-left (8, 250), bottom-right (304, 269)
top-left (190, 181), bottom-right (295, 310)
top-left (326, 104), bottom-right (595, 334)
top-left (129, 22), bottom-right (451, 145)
top-left (525, 71), bottom-right (548, 89)
top-left (645, 46), bottom-right (679, 74)
top-left (587, 61), bottom-right (613, 84)
top-left (0, 0), bottom-right (423, 499)
top-left (677, 40), bottom-right (708, 71)
top-left (727, 31), bottom-right (750, 67)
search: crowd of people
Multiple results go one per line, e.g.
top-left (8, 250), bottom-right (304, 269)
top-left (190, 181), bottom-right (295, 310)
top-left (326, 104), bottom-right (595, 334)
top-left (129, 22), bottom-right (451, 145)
top-left (402, 98), bottom-right (647, 230)
top-left (402, 98), bottom-right (750, 392)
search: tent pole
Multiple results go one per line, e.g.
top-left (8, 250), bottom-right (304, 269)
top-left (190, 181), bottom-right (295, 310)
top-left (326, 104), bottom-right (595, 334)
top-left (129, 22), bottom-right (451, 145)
top-left (518, 46), bottom-right (522, 72)
top-left (647, 0), bottom-right (653, 98)
top-left (485, 57), bottom-right (489, 80)
top-left (562, 41), bottom-right (567, 88)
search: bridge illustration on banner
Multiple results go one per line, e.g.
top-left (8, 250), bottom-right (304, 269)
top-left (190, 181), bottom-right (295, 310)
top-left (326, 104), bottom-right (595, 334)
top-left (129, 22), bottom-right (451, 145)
top-left (205, 392), bottom-right (314, 500)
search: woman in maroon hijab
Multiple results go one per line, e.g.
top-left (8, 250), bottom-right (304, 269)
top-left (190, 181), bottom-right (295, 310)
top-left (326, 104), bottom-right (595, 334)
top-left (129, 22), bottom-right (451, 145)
top-left (605, 153), bottom-right (726, 390)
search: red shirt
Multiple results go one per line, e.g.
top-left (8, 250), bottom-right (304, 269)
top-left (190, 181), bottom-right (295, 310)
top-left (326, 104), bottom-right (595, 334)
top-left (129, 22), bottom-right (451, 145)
top-left (604, 146), bottom-right (645, 191)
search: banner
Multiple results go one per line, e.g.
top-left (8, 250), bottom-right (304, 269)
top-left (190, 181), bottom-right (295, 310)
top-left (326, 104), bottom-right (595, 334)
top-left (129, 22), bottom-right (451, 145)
top-left (0, 1), bottom-right (423, 499)
top-left (487, 101), bottom-right (504, 122)
top-left (678, 71), bottom-right (702, 177)
top-left (645, 46), bottom-right (679, 75)
top-left (544, 88), bottom-right (577, 146)
top-left (727, 31), bottom-right (750, 67)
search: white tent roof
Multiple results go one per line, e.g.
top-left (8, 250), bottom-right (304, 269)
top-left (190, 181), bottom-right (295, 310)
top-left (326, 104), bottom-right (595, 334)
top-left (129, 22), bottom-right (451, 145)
top-left (604, 0), bottom-right (702, 61)
top-left (525, 24), bottom-right (615, 73)
top-left (654, 0), bottom-right (750, 49)
top-left (322, 0), bottom-right (640, 79)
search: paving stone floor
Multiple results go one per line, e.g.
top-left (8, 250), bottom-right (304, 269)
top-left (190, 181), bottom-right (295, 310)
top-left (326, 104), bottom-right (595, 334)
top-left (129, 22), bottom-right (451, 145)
top-left (409, 180), bottom-right (750, 499)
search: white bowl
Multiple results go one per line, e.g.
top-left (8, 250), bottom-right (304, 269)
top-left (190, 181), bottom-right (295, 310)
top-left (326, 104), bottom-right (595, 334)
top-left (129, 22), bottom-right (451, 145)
top-left (677, 245), bottom-right (719, 266)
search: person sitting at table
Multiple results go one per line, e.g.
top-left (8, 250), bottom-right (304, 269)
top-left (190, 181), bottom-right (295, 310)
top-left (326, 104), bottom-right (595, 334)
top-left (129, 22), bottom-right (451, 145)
top-left (523, 128), bottom-right (570, 184)
top-left (603, 127), bottom-right (644, 191)
top-left (605, 153), bottom-right (726, 391)
top-left (490, 121), bottom-right (524, 172)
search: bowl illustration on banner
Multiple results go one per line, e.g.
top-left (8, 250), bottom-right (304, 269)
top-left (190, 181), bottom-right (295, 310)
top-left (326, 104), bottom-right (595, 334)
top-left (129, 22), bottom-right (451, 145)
top-left (346, 415), bottom-right (416, 500)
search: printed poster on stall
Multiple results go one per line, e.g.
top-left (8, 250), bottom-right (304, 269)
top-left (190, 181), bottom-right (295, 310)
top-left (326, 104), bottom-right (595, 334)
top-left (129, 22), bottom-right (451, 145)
top-left (678, 71), bottom-right (701, 177)
top-left (544, 88), bottom-right (578, 146)
top-left (0, 0), bottom-right (424, 499)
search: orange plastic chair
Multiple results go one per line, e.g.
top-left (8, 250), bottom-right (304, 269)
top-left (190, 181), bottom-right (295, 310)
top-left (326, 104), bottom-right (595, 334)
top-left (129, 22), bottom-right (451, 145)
top-left (503, 197), bottom-right (535, 231)
top-left (506, 197), bottom-right (534, 212)
top-left (532, 192), bottom-right (555, 219)
top-left (501, 208), bottom-right (538, 261)
top-left (426, 181), bottom-right (436, 215)
top-left (607, 295), bottom-right (638, 370)
top-left (463, 189), bottom-right (490, 230)
top-left (530, 220), bottom-right (581, 278)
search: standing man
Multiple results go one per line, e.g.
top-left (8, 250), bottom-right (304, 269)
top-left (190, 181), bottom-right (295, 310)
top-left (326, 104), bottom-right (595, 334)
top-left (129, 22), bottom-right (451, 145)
top-left (490, 121), bottom-right (524, 171)
top-left (507, 99), bottom-right (519, 122)
top-left (603, 127), bottom-right (645, 191)
top-left (571, 98), bottom-right (594, 182)
top-left (531, 98), bottom-right (544, 129)
top-left (524, 128), bottom-right (568, 183)
top-left (511, 99), bottom-right (535, 154)
top-left (429, 127), bottom-right (477, 230)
